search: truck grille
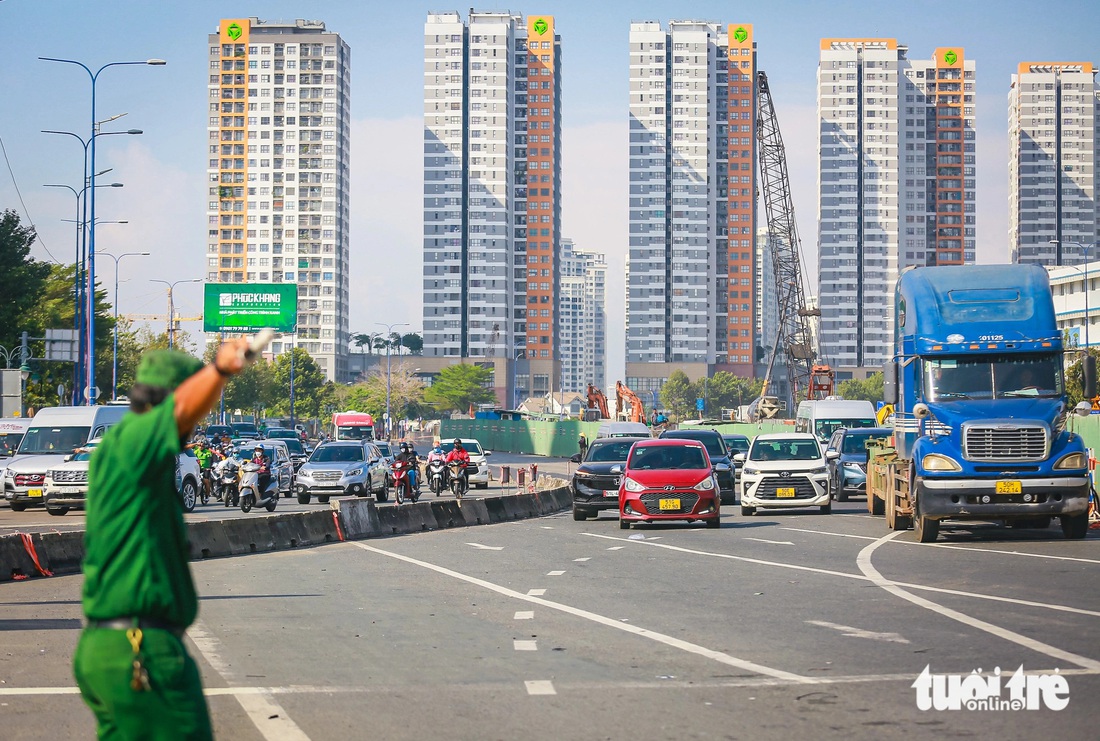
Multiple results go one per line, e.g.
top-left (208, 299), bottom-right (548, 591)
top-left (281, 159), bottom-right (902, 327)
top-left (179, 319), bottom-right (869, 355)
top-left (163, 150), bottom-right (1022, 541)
top-left (963, 425), bottom-right (1047, 462)
top-left (639, 492), bottom-right (700, 514)
top-left (313, 471), bottom-right (342, 482)
top-left (754, 476), bottom-right (817, 499)
top-left (49, 470), bottom-right (88, 484)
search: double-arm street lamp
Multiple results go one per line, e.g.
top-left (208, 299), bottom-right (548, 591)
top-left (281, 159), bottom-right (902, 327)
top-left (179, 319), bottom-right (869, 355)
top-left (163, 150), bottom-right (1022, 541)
top-left (151, 279), bottom-right (201, 349)
top-left (101, 251), bottom-right (149, 399)
top-left (41, 55), bottom-right (165, 404)
top-left (1051, 240), bottom-right (1098, 352)
top-left (376, 322), bottom-right (409, 439)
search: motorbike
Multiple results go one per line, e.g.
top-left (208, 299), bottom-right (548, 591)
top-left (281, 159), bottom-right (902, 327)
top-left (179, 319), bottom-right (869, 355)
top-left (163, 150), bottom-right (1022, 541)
top-left (200, 466), bottom-right (218, 505)
top-left (426, 458), bottom-right (447, 496)
top-left (237, 461), bottom-right (278, 513)
top-left (391, 459), bottom-right (419, 505)
top-left (218, 458), bottom-right (240, 508)
top-left (447, 461), bottom-right (470, 500)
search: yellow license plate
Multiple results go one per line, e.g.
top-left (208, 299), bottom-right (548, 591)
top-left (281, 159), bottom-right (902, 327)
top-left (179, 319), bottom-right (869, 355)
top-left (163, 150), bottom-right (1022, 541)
top-left (776, 487), bottom-right (795, 498)
top-left (995, 480), bottom-right (1022, 494)
top-left (658, 498), bottom-right (681, 511)
top-left (28, 488), bottom-right (42, 498)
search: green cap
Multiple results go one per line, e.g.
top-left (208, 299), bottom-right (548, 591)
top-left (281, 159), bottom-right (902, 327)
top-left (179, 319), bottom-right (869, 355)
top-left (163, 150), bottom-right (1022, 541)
top-left (135, 350), bottom-right (203, 390)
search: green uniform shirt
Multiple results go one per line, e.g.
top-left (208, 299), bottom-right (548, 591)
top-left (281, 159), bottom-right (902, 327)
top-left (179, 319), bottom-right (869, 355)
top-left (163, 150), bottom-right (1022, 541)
top-left (194, 447), bottom-right (213, 470)
top-left (82, 395), bottom-right (197, 627)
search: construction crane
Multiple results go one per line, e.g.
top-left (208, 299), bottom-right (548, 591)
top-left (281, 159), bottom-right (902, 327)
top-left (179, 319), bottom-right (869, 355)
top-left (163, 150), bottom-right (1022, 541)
top-left (614, 380), bottom-right (645, 424)
top-left (585, 383), bottom-right (610, 420)
top-left (755, 70), bottom-right (831, 414)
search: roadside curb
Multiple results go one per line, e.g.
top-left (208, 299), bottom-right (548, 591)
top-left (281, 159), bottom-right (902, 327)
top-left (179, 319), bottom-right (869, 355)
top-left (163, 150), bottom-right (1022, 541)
top-left (0, 480), bottom-right (570, 583)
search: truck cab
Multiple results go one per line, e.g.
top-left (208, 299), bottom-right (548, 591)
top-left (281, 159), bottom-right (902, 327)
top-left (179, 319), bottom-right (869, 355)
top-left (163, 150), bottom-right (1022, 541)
top-left (884, 264), bottom-right (1090, 541)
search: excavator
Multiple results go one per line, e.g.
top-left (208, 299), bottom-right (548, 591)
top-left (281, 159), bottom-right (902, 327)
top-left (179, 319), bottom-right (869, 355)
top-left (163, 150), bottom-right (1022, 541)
top-left (585, 383), bottom-right (610, 420)
top-left (615, 380), bottom-right (645, 424)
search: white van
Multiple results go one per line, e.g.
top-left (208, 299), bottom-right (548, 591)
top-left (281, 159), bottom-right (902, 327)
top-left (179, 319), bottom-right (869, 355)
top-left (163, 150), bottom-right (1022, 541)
top-left (0, 418), bottom-right (30, 459)
top-left (596, 421), bottom-right (652, 439)
top-left (3, 405), bottom-right (129, 511)
top-left (795, 398), bottom-right (877, 442)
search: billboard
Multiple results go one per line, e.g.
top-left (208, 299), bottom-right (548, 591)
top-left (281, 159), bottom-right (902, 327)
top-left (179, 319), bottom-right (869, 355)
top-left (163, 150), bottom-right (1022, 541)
top-left (203, 284), bottom-right (297, 332)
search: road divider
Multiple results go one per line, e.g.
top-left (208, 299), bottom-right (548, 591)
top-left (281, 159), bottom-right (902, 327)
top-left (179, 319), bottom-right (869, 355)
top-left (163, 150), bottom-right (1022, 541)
top-left (0, 479), bottom-right (570, 582)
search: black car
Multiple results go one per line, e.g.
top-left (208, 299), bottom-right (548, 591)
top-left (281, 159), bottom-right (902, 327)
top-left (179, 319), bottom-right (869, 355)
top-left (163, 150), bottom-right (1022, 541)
top-left (569, 436), bottom-right (647, 521)
top-left (721, 433), bottom-right (751, 488)
top-left (204, 425), bottom-right (233, 443)
top-left (658, 428), bottom-right (736, 504)
top-left (825, 426), bottom-right (892, 501)
top-left (278, 437), bottom-right (309, 472)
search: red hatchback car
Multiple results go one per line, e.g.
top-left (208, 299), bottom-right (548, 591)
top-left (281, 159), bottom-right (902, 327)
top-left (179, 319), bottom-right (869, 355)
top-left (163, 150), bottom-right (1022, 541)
top-left (618, 439), bottom-right (721, 529)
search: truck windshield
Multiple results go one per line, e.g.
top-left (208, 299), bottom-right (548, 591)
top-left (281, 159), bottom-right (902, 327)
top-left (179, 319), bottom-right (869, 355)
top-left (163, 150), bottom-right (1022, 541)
top-left (815, 419), bottom-right (876, 439)
top-left (0, 433), bottom-right (24, 457)
top-left (924, 354), bottom-right (1063, 401)
top-left (19, 426), bottom-right (91, 455)
top-left (336, 425), bottom-right (372, 440)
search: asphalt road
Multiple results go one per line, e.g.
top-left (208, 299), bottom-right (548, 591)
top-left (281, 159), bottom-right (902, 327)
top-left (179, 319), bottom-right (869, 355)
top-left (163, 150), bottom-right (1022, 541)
top-left (2, 491), bottom-right (1098, 740)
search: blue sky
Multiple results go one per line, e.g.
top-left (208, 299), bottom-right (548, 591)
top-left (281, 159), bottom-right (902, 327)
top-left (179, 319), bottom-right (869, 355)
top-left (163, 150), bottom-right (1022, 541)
top-left (0, 0), bottom-right (1096, 382)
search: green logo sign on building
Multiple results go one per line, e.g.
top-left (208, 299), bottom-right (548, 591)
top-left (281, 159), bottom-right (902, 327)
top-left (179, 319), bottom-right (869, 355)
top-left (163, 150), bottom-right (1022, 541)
top-left (227, 22), bottom-right (243, 41)
top-left (733, 26), bottom-right (748, 43)
top-left (533, 18), bottom-right (548, 36)
top-left (203, 283), bottom-right (298, 333)
top-left (944, 50), bottom-right (958, 65)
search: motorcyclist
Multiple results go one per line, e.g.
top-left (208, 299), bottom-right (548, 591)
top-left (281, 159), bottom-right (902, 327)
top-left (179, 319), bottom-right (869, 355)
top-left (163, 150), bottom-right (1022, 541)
top-left (193, 439), bottom-right (215, 498)
top-left (395, 442), bottom-right (420, 493)
top-left (445, 438), bottom-right (471, 488)
top-left (425, 439), bottom-right (447, 489)
top-left (250, 444), bottom-right (272, 498)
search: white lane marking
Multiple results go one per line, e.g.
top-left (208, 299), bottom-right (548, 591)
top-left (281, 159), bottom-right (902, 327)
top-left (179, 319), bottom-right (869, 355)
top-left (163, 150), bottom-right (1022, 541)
top-left (782, 526), bottom-right (1100, 564)
top-left (0, 687), bottom-right (81, 695)
top-left (547, 570), bottom-right (566, 576)
top-left (541, 526), bottom-right (554, 529)
top-left (583, 533), bottom-right (1100, 618)
top-left (805, 620), bottom-right (910, 644)
top-left (466, 542), bottom-right (504, 551)
top-left (743, 537), bottom-right (794, 545)
top-left (350, 541), bottom-right (810, 684)
top-left (188, 621), bottom-right (311, 741)
top-left (573, 557), bottom-right (591, 562)
top-left (514, 611), bottom-right (534, 620)
top-left (514, 640), bottom-right (538, 651)
top-left (525, 680), bottom-right (556, 695)
top-left (606, 546), bottom-right (625, 551)
top-left (527, 588), bottom-right (547, 596)
top-left (856, 532), bottom-right (1100, 671)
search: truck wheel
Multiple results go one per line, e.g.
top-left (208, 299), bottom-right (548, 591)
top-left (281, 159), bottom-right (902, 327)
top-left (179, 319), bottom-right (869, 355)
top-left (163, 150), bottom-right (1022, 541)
top-left (913, 492), bottom-right (939, 542)
top-left (1060, 512), bottom-right (1088, 540)
top-left (870, 493), bottom-right (885, 516)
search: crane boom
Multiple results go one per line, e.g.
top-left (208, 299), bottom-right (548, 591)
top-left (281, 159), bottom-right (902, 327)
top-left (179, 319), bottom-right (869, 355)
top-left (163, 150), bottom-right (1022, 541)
top-left (756, 70), bottom-right (822, 405)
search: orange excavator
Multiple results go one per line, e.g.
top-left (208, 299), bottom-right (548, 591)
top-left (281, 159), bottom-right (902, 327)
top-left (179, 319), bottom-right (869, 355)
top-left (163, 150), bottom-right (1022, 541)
top-left (586, 383), bottom-right (610, 420)
top-left (615, 380), bottom-right (645, 424)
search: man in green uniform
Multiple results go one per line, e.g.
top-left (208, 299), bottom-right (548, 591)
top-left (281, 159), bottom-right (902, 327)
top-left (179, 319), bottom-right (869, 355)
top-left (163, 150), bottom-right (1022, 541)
top-left (73, 339), bottom-right (250, 740)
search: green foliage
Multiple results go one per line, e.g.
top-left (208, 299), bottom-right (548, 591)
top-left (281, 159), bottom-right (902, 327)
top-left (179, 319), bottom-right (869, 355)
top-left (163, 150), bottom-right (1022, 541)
top-left (0, 210), bottom-right (51, 354)
top-left (697, 372), bottom-right (762, 417)
top-left (659, 370), bottom-right (695, 419)
top-left (1065, 349), bottom-right (1100, 407)
top-left (836, 372), bottom-right (885, 404)
top-left (400, 332), bottom-right (423, 355)
top-left (270, 347), bottom-right (327, 418)
top-left (423, 363), bottom-right (495, 413)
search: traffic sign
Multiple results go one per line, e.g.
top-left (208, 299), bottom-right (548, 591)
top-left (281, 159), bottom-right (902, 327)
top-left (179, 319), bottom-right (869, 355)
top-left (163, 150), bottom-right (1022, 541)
top-left (695, 398), bottom-right (705, 411)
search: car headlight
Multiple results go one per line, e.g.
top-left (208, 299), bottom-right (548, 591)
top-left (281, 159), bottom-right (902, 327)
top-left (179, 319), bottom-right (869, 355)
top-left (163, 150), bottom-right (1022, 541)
top-left (743, 466), bottom-right (760, 476)
top-left (347, 468), bottom-right (363, 477)
top-left (694, 476), bottom-right (716, 491)
top-left (922, 453), bottom-right (962, 472)
top-left (843, 462), bottom-right (864, 471)
top-left (623, 477), bottom-right (646, 492)
top-left (714, 462), bottom-right (730, 471)
top-left (1054, 452), bottom-right (1087, 471)
top-left (809, 467), bottom-right (828, 475)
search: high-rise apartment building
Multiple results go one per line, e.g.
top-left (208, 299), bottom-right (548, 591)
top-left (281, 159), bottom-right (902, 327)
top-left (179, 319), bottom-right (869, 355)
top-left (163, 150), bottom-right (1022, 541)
top-left (559, 239), bottom-right (607, 394)
top-left (754, 227), bottom-right (779, 364)
top-left (626, 21), bottom-right (757, 399)
top-left (205, 18), bottom-right (351, 381)
top-left (817, 40), bottom-right (975, 371)
top-left (423, 11), bottom-right (561, 405)
top-left (1009, 63), bottom-right (1098, 266)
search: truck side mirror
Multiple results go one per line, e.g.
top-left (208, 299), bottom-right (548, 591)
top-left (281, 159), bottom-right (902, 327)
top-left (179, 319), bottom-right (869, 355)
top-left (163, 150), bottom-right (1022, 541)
top-left (1084, 355), bottom-right (1097, 400)
top-left (883, 361), bottom-right (899, 405)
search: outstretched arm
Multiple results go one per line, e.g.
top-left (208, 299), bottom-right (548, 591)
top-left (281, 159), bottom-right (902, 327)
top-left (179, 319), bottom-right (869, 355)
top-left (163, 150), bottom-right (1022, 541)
top-left (173, 338), bottom-right (250, 439)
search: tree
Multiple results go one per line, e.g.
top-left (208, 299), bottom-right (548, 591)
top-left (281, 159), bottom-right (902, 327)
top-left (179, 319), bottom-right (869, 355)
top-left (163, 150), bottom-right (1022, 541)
top-left (700, 372), bottom-right (762, 417)
top-left (423, 363), bottom-right (495, 413)
top-left (400, 332), bottom-right (423, 356)
top-left (659, 370), bottom-right (695, 420)
top-left (1066, 349), bottom-right (1100, 407)
top-left (270, 347), bottom-right (327, 419)
top-left (836, 372), bottom-right (885, 404)
top-left (0, 210), bottom-right (51, 354)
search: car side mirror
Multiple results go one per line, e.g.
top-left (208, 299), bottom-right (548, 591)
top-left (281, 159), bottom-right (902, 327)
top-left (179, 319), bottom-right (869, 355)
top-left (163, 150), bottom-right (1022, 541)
top-left (733, 453), bottom-right (745, 464)
top-left (484, 450), bottom-right (492, 456)
top-left (610, 464), bottom-right (622, 474)
top-left (63, 454), bottom-right (73, 463)
top-left (569, 453), bottom-right (581, 463)
top-left (826, 450), bottom-right (840, 461)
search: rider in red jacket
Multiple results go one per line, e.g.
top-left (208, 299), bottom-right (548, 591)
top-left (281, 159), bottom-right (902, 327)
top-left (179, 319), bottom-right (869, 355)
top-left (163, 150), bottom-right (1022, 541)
top-left (445, 439), bottom-right (471, 485)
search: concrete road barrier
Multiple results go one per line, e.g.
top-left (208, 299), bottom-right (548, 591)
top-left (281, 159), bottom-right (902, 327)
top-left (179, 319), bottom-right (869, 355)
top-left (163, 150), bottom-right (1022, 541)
top-left (0, 483), bottom-right (571, 582)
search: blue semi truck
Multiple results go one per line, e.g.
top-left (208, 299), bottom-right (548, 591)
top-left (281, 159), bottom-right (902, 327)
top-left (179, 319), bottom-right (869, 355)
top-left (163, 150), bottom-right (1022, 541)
top-left (871, 264), bottom-right (1092, 542)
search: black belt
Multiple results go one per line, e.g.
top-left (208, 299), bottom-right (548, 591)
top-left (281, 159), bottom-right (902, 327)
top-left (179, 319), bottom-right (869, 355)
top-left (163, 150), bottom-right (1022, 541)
top-left (86, 617), bottom-right (185, 637)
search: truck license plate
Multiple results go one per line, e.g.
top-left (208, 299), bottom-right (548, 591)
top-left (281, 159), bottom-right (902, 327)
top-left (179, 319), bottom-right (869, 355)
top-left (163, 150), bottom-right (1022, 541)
top-left (658, 498), bottom-right (681, 511)
top-left (28, 488), bottom-right (43, 498)
top-left (776, 487), bottom-right (795, 498)
top-left (995, 480), bottom-right (1022, 494)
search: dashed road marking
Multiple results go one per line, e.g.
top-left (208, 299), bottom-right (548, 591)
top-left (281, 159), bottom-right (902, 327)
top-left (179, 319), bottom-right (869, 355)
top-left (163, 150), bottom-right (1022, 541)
top-left (514, 611), bottom-right (534, 620)
top-left (514, 640), bottom-right (538, 651)
top-left (465, 542), bottom-right (504, 551)
top-left (527, 588), bottom-right (547, 596)
top-left (806, 620), bottom-right (910, 644)
top-left (525, 680), bottom-right (556, 695)
top-left (743, 537), bottom-right (794, 545)
top-left (547, 570), bottom-right (565, 576)
top-left (573, 557), bottom-right (591, 562)
top-left (607, 546), bottom-right (625, 551)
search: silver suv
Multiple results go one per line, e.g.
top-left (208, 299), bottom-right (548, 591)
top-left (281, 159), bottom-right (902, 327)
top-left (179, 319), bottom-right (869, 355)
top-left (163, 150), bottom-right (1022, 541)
top-left (295, 441), bottom-right (388, 505)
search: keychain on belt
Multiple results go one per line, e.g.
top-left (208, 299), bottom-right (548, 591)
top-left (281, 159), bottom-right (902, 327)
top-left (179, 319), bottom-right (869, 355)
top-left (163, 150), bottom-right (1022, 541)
top-left (126, 628), bottom-right (151, 692)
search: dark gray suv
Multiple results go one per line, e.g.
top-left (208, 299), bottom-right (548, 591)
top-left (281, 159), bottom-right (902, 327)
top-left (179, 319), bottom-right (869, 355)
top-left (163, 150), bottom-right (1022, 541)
top-left (658, 428), bottom-right (736, 504)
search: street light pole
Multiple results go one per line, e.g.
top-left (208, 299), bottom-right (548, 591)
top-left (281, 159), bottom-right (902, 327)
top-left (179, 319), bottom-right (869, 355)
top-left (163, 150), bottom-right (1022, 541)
top-left (151, 279), bottom-right (201, 350)
top-left (41, 55), bottom-right (165, 405)
top-left (375, 322), bottom-right (408, 439)
top-left (101, 251), bottom-right (148, 399)
top-left (1051, 240), bottom-right (1097, 352)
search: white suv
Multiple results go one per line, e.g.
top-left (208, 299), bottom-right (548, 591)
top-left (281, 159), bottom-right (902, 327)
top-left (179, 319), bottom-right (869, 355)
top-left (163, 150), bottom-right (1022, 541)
top-left (735, 433), bottom-right (832, 516)
top-left (439, 438), bottom-right (492, 489)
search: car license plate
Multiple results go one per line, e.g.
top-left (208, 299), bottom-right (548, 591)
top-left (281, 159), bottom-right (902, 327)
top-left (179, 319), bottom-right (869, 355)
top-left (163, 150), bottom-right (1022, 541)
top-left (776, 487), bottom-right (795, 498)
top-left (28, 488), bottom-right (42, 498)
top-left (604, 490), bottom-right (619, 497)
top-left (995, 480), bottom-right (1022, 494)
top-left (658, 498), bottom-right (681, 511)
top-left (56, 487), bottom-right (83, 495)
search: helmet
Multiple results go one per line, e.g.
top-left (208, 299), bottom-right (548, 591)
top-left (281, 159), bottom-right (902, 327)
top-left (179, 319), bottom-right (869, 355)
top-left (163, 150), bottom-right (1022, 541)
top-left (453, 438), bottom-right (462, 446)
top-left (400, 442), bottom-right (410, 452)
top-left (254, 445), bottom-right (264, 453)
